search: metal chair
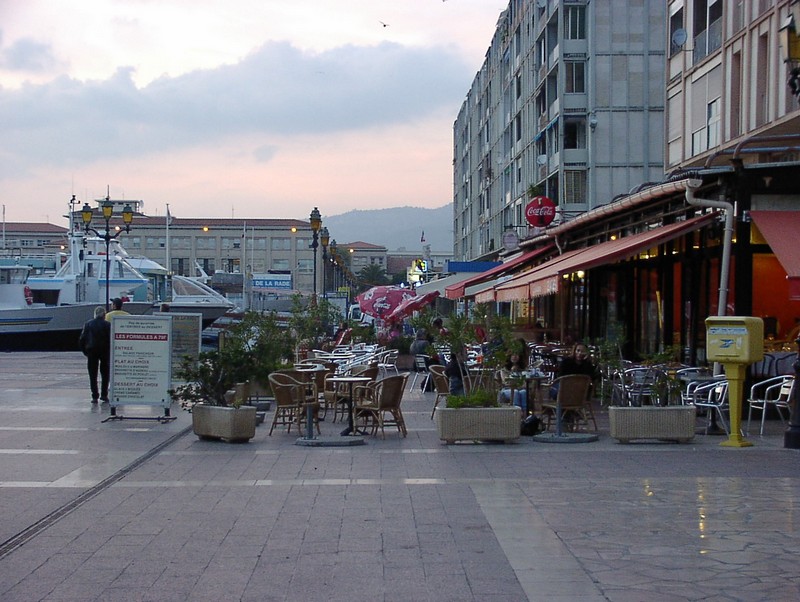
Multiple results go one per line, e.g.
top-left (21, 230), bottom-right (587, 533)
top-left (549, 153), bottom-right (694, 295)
top-left (747, 375), bottom-right (794, 436)
top-left (692, 379), bottom-right (730, 435)
top-left (411, 354), bottom-right (431, 390)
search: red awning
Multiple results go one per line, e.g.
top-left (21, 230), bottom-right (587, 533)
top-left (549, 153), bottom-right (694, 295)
top-left (750, 211), bottom-right (800, 300)
top-left (444, 245), bottom-right (554, 300)
top-left (493, 213), bottom-right (717, 302)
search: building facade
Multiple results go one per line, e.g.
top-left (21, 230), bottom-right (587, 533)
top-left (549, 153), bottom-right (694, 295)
top-left (453, 0), bottom-right (666, 261)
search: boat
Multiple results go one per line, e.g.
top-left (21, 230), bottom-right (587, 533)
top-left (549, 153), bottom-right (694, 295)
top-left (24, 230), bottom-right (234, 330)
top-left (0, 264), bottom-right (149, 351)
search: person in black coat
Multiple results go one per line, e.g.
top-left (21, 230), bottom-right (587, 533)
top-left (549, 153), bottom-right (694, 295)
top-left (79, 306), bottom-right (111, 403)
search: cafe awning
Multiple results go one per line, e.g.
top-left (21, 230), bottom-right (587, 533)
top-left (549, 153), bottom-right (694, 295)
top-left (492, 213), bottom-right (717, 302)
top-left (445, 245), bottom-right (554, 299)
top-left (750, 210), bottom-right (800, 300)
top-left (415, 272), bottom-right (476, 297)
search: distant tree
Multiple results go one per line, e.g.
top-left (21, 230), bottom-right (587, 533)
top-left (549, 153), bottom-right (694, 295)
top-left (358, 264), bottom-right (389, 286)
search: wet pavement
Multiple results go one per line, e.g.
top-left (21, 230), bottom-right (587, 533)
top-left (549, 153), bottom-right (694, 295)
top-left (0, 351), bottom-right (798, 601)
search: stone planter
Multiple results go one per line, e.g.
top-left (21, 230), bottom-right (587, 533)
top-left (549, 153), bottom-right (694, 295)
top-left (192, 404), bottom-right (257, 443)
top-left (434, 407), bottom-right (522, 444)
top-left (609, 405), bottom-right (696, 443)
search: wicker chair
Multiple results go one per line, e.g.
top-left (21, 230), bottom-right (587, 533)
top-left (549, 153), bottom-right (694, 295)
top-left (355, 374), bottom-right (409, 438)
top-left (428, 364), bottom-right (450, 419)
top-left (541, 374), bottom-right (595, 432)
top-left (267, 373), bottom-right (320, 436)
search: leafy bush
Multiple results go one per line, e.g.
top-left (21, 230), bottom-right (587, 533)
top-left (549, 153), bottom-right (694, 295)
top-left (446, 388), bottom-right (499, 409)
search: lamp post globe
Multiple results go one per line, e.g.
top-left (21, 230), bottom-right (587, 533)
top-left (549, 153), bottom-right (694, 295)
top-left (309, 207), bottom-right (322, 299)
top-left (81, 195), bottom-right (134, 310)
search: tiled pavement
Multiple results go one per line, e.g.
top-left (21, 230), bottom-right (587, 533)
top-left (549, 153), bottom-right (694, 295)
top-left (0, 352), bottom-right (798, 601)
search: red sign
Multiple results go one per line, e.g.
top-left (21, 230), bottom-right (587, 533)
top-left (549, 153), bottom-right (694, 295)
top-left (525, 196), bottom-right (556, 227)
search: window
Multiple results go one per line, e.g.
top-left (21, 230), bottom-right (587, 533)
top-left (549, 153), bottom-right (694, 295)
top-left (565, 62), bottom-right (585, 93)
top-left (706, 98), bottom-right (720, 149)
top-left (563, 170), bottom-right (586, 204)
top-left (272, 258), bottom-right (290, 270)
top-left (221, 237), bottom-right (241, 250)
top-left (563, 120), bottom-right (587, 149)
top-left (271, 237), bottom-right (291, 251)
top-left (564, 6), bottom-right (586, 40)
top-left (170, 236), bottom-right (191, 250)
top-left (146, 237), bottom-right (166, 248)
top-left (295, 237), bottom-right (311, 250)
top-left (297, 259), bottom-right (313, 273)
top-left (196, 237), bottom-right (216, 250)
top-left (692, 127), bottom-right (707, 155)
top-left (670, 8), bottom-right (684, 56)
top-left (693, 0), bottom-right (722, 63)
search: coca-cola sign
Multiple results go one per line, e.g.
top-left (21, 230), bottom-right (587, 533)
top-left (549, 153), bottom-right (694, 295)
top-left (525, 196), bottom-right (556, 227)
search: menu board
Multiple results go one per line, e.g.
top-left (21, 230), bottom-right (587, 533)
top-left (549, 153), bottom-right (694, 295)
top-left (160, 312), bottom-right (202, 384)
top-left (110, 315), bottom-right (172, 408)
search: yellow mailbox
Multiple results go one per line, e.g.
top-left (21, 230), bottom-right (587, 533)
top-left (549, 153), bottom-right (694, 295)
top-left (705, 316), bottom-right (764, 448)
top-left (706, 316), bottom-right (764, 364)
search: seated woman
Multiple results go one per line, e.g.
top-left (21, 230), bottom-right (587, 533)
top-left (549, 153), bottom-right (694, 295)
top-left (498, 347), bottom-right (528, 413)
top-left (550, 342), bottom-right (597, 400)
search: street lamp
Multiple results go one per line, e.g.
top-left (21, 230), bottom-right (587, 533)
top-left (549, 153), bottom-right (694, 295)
top-left (320, 226), bottom-right (330, 299)
top-left (81, 196), bottom-right (134, 310)
top-left (779, 2), bottom-right (800, 101)
top-left (309, 207), bottom-right (322, 299)
top-left (330, 239), bottom-right (339, 296)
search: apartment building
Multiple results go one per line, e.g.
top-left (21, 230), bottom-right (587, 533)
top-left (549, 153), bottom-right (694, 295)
top-left (666, 0), bottom-right (800, 170)
top-left (453, 0), bottom-right (667, 261)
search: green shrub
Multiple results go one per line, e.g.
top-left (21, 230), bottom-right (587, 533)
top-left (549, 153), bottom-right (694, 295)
top-left (446, 388), bottom-right (499, 409)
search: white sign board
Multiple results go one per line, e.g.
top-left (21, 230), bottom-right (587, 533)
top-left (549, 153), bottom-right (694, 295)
top-left (110, 315), bottom-right (172, 408)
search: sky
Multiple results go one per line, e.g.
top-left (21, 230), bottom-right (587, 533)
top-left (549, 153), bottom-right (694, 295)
top-left (0, 0), bottom-right (504, 225)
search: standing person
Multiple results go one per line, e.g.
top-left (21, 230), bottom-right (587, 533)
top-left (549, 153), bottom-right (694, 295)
top-left (79, 306), bottom-right (111, 403)
top-left (105, 297), bottom-right (129, 320)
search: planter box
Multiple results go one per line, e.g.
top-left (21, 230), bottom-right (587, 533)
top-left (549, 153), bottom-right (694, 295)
top-left (609, 406), bottom-right (696, 443)
top-left (192, 404), bottom-right (257, 443)
top-left (434, 407), bottom-right (522, 444)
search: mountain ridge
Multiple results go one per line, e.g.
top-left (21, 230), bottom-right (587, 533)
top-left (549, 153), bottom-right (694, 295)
top-left (322, 204), bottom-right (453, 252)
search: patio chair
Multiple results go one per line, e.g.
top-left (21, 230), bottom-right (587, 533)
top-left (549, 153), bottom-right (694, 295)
top-left (378, 349), bottom-right (400, 377)
top-left (541, 374), bottom-right (595, 432)
top-left (332, 364), bottom-right (379, 423)
top-left (267, 373), bottom-right (320, 436)
top-left (428, 364), bottom-right (449, 419)
top-left (747, 375), bottom-right (794, 436)
top-left (411, 354), bottom-right (431, 390)
top-left (692, 379), bottom-right (730, 435)
top-left (354, 373), bottom-right (409, 438)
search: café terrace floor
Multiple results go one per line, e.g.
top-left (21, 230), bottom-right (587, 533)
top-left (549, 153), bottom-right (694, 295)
top-left (0, 351), bottom-right (798, 601)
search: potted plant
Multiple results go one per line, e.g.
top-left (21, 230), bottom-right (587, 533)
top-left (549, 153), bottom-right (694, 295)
top-left (433, 311), bottom-right (522, 444)
top-left (607, 345), bottom-right (695, 443)
top-left (288, 295), bottom-right (343, 359)
top-left (171, 310), bottom-right (294, 442)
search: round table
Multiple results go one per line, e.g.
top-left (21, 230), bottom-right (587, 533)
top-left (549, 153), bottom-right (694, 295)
top-left (326, 376), bottom-right (373, 436)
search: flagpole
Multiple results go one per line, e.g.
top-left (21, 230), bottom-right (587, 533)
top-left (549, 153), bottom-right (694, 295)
top-left (165, 204), bottom-right (171, 276)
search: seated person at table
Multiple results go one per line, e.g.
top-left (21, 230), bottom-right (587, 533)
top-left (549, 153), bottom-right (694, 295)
top-left (550, 342), bottom-right (597, 400)
top-left (498, 347), bottom-right (528, 412)
top-left (444, 345), bottom-right (467, 395)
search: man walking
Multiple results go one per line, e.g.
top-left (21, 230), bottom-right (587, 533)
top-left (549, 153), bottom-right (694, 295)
top-left (79, 306), bottom-right (111, 403)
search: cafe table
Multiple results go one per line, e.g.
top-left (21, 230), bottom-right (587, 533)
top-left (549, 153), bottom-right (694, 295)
top-left (326, 375), bottom-right (372, 436)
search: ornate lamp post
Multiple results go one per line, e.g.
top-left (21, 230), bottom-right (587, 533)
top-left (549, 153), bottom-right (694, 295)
top-left (320, 226), bottom-right (330, 300)
top-left (779, 2), bottom-right (800, 102)
top-left (81, 195), bottom-right (133, 310)
top-left (309, 207), bottom-right (322, 299)
top-left (330, 239), bottom-right (338, 295)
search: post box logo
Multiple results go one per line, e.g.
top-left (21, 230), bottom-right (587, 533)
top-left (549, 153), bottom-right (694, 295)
top-left (525, 196), bottom-right (556, 227)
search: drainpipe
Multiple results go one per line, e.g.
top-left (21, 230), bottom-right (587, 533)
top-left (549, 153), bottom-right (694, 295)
top-left (686, 179), bottom-right (734, 318)
top-left (686, 178), bottom-right (735, 374)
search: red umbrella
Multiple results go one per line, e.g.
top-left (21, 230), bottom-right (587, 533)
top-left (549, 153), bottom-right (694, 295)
top-left (356, 286), bottom-right (416, 319)
top-left (385, 291), bottom-right (440, 322)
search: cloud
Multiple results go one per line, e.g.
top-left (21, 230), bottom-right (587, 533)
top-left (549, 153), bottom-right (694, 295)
top-left (0, 35), bottom-right (62, 72)
top-left (0, 40), bottom-right (473, 177)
